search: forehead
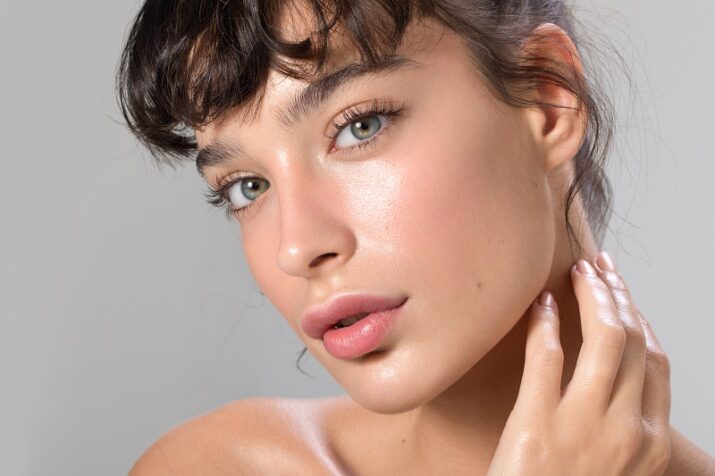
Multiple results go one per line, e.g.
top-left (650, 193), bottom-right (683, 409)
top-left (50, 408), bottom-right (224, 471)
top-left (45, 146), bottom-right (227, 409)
top-left (194, 14), bottom-right (453, 149)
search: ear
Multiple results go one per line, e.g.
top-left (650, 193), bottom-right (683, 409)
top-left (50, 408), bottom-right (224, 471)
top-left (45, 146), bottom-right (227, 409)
top-left (519, 23), bottom-right (587, 172)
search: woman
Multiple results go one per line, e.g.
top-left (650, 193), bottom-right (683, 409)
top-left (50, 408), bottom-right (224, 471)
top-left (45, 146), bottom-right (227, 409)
top-left (117, 0), bottom-right (714, 473)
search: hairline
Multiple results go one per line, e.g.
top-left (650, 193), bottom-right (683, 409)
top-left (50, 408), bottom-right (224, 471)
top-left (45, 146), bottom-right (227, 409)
top-left (195, 54), bottom-right (423, 176)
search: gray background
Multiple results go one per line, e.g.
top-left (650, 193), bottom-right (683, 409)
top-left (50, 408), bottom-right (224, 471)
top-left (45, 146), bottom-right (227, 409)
top-left (1, 1), bottom-right (713, 474)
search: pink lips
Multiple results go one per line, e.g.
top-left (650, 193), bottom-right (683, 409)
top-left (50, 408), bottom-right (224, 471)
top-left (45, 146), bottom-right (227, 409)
top-left (300, 293), bottom-right (408, 359)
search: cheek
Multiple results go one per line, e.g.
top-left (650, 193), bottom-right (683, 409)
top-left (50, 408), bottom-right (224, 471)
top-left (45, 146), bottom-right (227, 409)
top-left (327, 113), bottom-right (558, 411)
top-left (241, 223), bottom-right (305, 334)
top-left (388, 110), bottom-right (555, 341)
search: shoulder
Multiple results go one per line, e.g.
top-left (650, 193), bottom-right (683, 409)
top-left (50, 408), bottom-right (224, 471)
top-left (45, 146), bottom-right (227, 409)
top-left (128, 396), bottom-right (352, 475)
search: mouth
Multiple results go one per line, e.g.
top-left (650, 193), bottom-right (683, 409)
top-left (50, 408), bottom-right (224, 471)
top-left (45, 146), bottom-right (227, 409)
top-left (332, 312), bottom-right (371, 329)
top-left (300, 293), bottom-right (408, 340)
top-left (322, 301), bottom-right (406, 359)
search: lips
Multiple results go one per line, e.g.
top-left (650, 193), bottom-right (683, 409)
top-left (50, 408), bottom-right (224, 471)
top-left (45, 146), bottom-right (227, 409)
top-left (300, 293), bottom-right (408, 339)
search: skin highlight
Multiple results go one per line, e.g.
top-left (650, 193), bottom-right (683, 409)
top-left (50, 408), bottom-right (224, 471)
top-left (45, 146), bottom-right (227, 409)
top-left (195, 17), bottom-right (594, 473)
top-left (127, 7), bottom-right (715, 476)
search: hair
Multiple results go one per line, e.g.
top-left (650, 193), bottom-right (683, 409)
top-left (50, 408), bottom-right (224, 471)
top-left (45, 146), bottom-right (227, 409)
top-left (116, 0), bottom-right (618, 373)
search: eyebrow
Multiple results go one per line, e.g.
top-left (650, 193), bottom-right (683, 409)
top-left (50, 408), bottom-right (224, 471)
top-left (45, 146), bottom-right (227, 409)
top-left (196, 54), bottom-right (421, 176)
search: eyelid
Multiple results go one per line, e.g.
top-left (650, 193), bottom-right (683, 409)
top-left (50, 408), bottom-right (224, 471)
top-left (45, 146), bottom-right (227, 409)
top-left (325, 98), bottom-right (407, 146)
top-left (205, 172), bottom-right (268, 220)
top-left (216, 171), bottom-right (253, 190)
top-left (205, 98), bottom-right (407, 219)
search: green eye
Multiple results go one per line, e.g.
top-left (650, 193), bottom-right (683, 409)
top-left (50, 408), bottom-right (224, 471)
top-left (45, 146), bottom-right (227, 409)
top-left (327, 99), bottom-right (408, 153)
top-left (228, 177), bottom-right (270, 211)
top-left (335, 115), bottom-right (385, 148)
top-left (351, 116), bottom-right (382, 139)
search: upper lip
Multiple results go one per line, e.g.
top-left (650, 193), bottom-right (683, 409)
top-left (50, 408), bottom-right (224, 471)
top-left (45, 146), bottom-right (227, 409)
top-left (300, 292), bottom-right (408, 339)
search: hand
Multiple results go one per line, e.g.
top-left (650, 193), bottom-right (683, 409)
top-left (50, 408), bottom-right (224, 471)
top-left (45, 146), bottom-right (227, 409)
top-left (486, 252), bottom-right (672, 476)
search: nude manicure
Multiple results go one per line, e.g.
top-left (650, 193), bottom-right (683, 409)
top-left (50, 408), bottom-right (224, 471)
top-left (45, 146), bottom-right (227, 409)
top-left (577, 259), bottom-right (596, 276)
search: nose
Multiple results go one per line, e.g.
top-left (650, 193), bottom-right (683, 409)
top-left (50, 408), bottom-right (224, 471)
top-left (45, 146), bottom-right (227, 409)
top-left (276, 170), bottom-right (356, 279)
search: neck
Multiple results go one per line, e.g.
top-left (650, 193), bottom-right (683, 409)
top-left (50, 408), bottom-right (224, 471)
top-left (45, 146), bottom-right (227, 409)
top-left (404, 199), bottom-right (599, 473)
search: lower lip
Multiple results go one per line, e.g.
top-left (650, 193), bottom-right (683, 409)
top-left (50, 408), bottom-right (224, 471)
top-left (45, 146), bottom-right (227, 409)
top-left (322, 301), bottom-right (406, 360)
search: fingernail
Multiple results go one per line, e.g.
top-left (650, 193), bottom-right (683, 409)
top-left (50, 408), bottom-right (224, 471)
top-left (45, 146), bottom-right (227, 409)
top-left (538, 291), bottom-right (554, 308)
top-left (577, 259), bottom-right (596, 276)
top-left (596, 251), bottom-right (616, 272)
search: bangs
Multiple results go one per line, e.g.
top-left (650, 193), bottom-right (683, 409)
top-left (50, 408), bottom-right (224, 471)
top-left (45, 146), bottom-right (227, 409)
top-left (117, 0), bottom-right (432, 163)
top-left (117, 0), bottom-right (617, 270)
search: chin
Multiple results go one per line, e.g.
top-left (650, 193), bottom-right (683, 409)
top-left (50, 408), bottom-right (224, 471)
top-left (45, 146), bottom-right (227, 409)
top-left (348, 386), bottom-right (433, 415)
top-left (335, 349), bottom-right (471, 415)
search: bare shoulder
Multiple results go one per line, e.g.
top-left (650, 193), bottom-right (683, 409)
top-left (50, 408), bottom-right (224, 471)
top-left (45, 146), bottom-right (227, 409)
top-left (664, 425), bottom-right (715, 476)
top-left (128, 396), bottom-right (354, 476)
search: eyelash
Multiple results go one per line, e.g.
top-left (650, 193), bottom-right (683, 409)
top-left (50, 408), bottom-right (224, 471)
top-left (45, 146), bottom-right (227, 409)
top-left (206, 98), bottom-right (407, 220)
top-left (326, 98), bottom-right (407, 151)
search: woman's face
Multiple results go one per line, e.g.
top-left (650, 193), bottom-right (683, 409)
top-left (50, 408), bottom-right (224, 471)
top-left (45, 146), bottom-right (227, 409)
top-left (196, 18), bottom-right (560, 413)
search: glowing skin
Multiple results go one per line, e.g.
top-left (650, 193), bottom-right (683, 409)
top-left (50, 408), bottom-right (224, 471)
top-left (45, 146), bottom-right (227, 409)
top-left (200, 17), bottom-right (582, 384)
top-left (194, 18), bottom-right (594, 471)
top-left (130, 10), bottom-right (711, 476)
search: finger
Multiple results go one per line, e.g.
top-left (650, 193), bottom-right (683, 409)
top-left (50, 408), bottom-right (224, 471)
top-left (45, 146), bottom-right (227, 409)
top-left (638, 311), bottom-right (672, 427)
top-left (563, 260), bottom-right (626, 411)
top-left (592, 252), bottom-right (647, 416)
top-left (515, 291), bottom-right (564, 413)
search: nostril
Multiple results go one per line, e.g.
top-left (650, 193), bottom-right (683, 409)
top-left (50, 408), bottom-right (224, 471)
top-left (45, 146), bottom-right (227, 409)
top-left (309, 252), bottom-right (338, 268)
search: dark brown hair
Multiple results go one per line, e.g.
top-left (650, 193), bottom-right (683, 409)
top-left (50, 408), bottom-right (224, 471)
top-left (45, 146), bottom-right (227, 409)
top-left (116, 0), bottom-right (617, 372)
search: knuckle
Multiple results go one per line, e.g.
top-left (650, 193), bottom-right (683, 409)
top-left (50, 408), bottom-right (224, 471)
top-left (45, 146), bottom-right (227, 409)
top-left (594, 321), bottom-right (627, 350)
top-left (648, 433), bottom-right (673, 473)
top-left (623, 320), bottom-right (647, 350)
top-left (555, 413), bottom-right (600, 453)
top-left (533, 343), bottom-right (564, 366)
top-left (515, 428), bottom-right (545, 451)
top-left (502, 425), bottom-right (551, 461)
top-left (641, 420), bottom-right (673, 474)
top-left (646, 349), bottom-right (671, 377)
top-left (602, 270), bottom-right (628, 292)
top-left (615, 420), bottom-right (644, 458)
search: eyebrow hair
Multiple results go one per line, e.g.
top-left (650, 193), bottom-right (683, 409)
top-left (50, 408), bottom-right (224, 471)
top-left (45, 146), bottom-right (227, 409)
top-left (196, 54), bottom-right (421, 176)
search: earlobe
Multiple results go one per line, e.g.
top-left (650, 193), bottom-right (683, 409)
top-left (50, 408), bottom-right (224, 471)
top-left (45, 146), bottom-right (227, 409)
top-left (520, 23), bottom-right (588, 172)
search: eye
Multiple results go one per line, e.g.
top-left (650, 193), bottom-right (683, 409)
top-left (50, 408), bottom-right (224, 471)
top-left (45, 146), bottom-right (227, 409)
top-left (326, 99), bottom-right (407, 153)
top-left (226, 176), bottom-right (270, 213)
top-left (334, 115), bottom-right (386, 149)
top-left (205, 175), bottom-right (270, 220)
